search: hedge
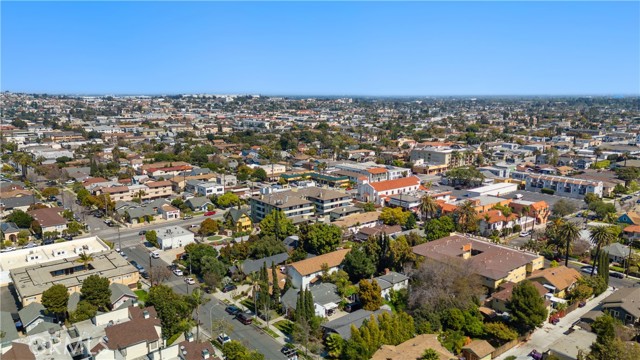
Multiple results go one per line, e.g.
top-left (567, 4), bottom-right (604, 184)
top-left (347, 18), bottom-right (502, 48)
top-left (541, 188), bottom-right (555, 195)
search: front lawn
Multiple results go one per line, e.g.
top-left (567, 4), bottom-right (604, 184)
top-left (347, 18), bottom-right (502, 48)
top-left (240, 298), bottom-right (255, 312)
top-left (135, 290), bottom-right (149, 304)
top-left (274, 320), bottom-right (294, 336)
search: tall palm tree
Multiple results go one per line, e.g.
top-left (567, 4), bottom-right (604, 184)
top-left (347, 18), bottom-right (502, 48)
top-left (454, 200), bottom-right (478, 234)
top-left (419, 195), bottom-right (438, 221)
top-left (558, 222), bottom-right (580, 266)
top-left (76, 252), bottom-right (94, 271)
top-left (137, 189), bottom-right (146, 203)
top-left (521, 206), bottom-right (531, 230)
top-left (589, 226), bottom-right (616, 276)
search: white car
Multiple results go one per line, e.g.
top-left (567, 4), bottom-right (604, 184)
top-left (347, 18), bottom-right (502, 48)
top-left (150, 252), bottom-right (160, 259)
top-left (1, 247), bottom-right (16, 252)
top-left (520, 231), bottom-right (531, 237)
top-left (217, 333), bottom-right (231, 345)
top-left (115, 247), bottom-right (121, 252)
top-left (185, 277), bottom-right (196, 285)
top-left (173, 269), bottom-right (184, 276)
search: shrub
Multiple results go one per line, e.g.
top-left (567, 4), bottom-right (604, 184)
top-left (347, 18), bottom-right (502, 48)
top-left (541, 188), bottom-right (555, 195)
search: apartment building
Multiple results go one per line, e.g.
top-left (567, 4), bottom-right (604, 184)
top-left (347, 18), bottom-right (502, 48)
top-left (249, 186), bottom-right (351, 222)
top-left (412, 233), bottom-right (544, 290)
top-left (525, 174), bottom-right (603, 199)
top-left (195, 181), bottom-right (225, 196)
top-left (95, 181), bottom-right (172, 202)
top-left (409, 145), bottom-right (476, 172)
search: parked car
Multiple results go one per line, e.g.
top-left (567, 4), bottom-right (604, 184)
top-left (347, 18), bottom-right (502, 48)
top-left (204, 211), bottom-right (216, 216)
top-left (281, 346), bottom-right (298, 358)
top-left (130, 260), bottom-right (139, 268)
top-left (65, 235), bottom-right (73, 241)
top-left (610, 271), bottom-right (624, 279)
top-left (139, 230), bottom-right (147, 235)
top-left (183, 215), bottom-right (193, 220)
top-left (225, 305), bottom-right (241, 315)
top-left (173, 268), bottom-right (184, 276)
top-left (43, 239), bottom-right (54, 245)
top-left (217, 333), bottom-right (231, 345)
top-left (529, 349), bottom-right (543, 360)
top-left (150, 251), bottom-right (160, 259)
top-left (519, 231), bottom-right (531, 237)
top-left (236, 312), bottom-right (253, 325)
top-left (1, 247), bottom-right (16, 252)
top-left (580, 266), bottom-right (597, 275)
top-left (221, 284), bottom-right (237, 293)
top-left (345, 302), bottom-right (362, 313)
top-left (184, 277), bottom-right (196, 285)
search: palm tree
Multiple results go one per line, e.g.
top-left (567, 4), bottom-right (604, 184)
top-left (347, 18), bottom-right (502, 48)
top-left (13, 152), bottom-right (32, 180)
top-left (454, 200), bottom-right (478, 234)
top-left (419, 195), bottom-right (438, 221)
top-left (521, 205), bottom-right (531, 230)
top-left (76, 252), bottom-right (94, 271)
top-left (589, 226), bottom-right (616, 276)
top-left (558, 222), bottom-right (580, 267)
top-left (137, 189), bottom-right (146, 203)
top-left (593, 148), bottom-right (602, 165)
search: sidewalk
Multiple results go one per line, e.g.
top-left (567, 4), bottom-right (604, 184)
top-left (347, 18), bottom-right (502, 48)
top-left (496, 287), bottom-right (616, 360)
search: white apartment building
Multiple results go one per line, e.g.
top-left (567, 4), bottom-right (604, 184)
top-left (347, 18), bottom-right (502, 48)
top-left (525, 174), bottom-right (603, 199)
top-left (195, 182), bottom-right (225, 196)
top-left (357, 176), bottom-right (421, 205)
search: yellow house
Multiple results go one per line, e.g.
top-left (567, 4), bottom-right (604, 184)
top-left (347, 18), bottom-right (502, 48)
top-left (225, 208), bottom-right (253, 233)
top-left (462, 340), bottom-right (495, 360)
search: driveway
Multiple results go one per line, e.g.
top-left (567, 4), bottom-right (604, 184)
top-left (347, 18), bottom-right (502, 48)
top-left (495, 287), bottom-right (616, 359)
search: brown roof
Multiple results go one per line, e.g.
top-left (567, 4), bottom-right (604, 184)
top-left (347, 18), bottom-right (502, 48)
top-left (412, 234), bottom-right (543, 281)
top-left (27, 207), bottom-right (66, 228)
top-left (624, 225), bottom-right (640, 233)
top-left (290, 249), bottom-right (350, 276)
top-left (2, 343), bottom-right (36, 360)
top-left (367, 167), bottom-right (388, 175)
top-left (177, 340), bottom-right (217, 360)
top-left (529, 266), bottom-right (581, 290)
top-left (100, 186), bottom-right (130, 194)
top-left (358, 224), bottom-right (402, 237)
top-left (463, 339), bottom-right (495, 358)
top-left (371, 334), bottom-right (455, 360)
top-left (147, 180), bottom-right (172, 188)
top-left (332, 211), bottom-right (380, 228)
top-left (491, 281), bottom-right (548, 302)
top-left (103, 316), bottom-right (160, 350)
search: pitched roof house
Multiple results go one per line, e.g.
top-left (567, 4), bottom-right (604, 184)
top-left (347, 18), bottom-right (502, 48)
top-left (287, 249), bottom-right (350, 289)
top-left (371, 334), bottom-right (456, 360)
top-left (528, 266), bottom-right (581, 298)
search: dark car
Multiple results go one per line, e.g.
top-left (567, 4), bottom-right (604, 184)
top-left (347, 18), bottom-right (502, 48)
top-left (65, 235), bottom-right (73, 241)
top-left (610, 271), bottom-right (625, 279)
top-left (130, 260), bottom-right (139, 268)
top-left (141, 272), bottom-right (150, 279)
top-left (139, 230), bottom-right (147, 235)
top-left (345, 302), bottom-right (362, 313)
top-left (236, 312), bottom-right (252, 325)
top-left (281, 346), bottom-right (297, 358)
top-left (48, 195), bottom-right (57, 201)
top-left (43, 239), bottom-right (54, 245)
top-left (225, 305), bottom-right (241, 316)
top-left (221, 284), bottom-right (237, 293)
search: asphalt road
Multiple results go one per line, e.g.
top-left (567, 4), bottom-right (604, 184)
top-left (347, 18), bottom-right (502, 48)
top-left (120, 244), bottom-right (286, 359)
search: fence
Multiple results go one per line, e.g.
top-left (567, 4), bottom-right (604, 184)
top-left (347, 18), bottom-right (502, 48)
top-left (491, 333), bottom-right (531, 359)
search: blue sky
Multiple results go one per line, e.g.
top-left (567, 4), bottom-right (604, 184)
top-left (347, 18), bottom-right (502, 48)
top-left (2, 1), bottom-right (639, 96)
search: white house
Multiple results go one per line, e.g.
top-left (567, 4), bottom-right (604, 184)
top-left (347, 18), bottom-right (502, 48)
top-left (195, 182), bottom-right (225, 197)
top-left (287, 249), bottom-right (350, 289)
top-left (371, 271), bottom-right (409, 300)
top-left (156, 226), bottom-right (195, 250)
top-left (357, 176), bottom-right (421, 206)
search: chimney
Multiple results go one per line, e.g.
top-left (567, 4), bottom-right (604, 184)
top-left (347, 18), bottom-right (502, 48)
top-left (462, 243), bottom-right (472, 260)
top-left (384, 268), bottom-right (390, 275)
top-left (202, 349), bottom-right (210, 360)
top-left (142, 310), bottom-right (149, 319)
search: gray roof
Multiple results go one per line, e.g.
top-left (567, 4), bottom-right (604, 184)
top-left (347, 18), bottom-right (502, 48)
top-left (67, 292), bottom-right (81, 312)
top-left (0, 196), bottom-right (36, 209)
top-left (0, 311), bottom-right (19, 347)
top-left (374, 271), bottom-right (409, 290)
top-left (27, 321), bottom-right (61, 336)
top-left (0, 222), bottom-right (21, 234)
top-left (322, 307), bottom-right (391, 339)
top-left (239, 252), bottom-right (289, 275)
top-left (601, 287), bottom-right (640, 319)
top-left (110, 283), bottom-right (137, 305)
top-left (227, 207), bottom-right (250, 223)
top-left (186, 197), bottom-right (213, 209)
top-left (602, 243), bottom-right (632, 258)
top-left (18, 302), bottom-right (46, 328)
top-left (282, 283), bottom-right (341, 311)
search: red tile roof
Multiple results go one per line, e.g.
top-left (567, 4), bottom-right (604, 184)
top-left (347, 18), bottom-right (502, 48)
top-left (367, 167), bottom-right (388, 175)
top-left (369, 176), bottom-right (420, 192)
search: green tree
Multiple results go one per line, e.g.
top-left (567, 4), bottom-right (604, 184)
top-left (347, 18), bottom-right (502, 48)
top-left (558, 221), bottom-right (580, 266)
top-left (222, 340), bottom-right (265, 360)
top-left (358, 279), bottom-right (382, 311)
top-left (248, 235), bottom-right (287, 258)
top-left (454, 200), bottom-right (478, 234)
top-left (325, 333), bottom-right (345, 359)
top-left (184, 243), bottom-right (219, 276)
top-left (69, 300), bottom-right (97, 323)
top-left (147, 285), bottom-right (193, 339)
top-left (145, 230), bottom-right (158, 247)
top-left (362, 202), bottom-right (376, 212)
top-left (485, 322), bottom-right (518, 342)
top-left (42, 284), bottom-right (69, 321)
top-left (589, 226), bottom-right (616, 276)
top-left (507, 280), bottom-right (548, 333)
top-left (67, 221), bottom-right (83, 235)
top-left (300, 223), bottom-right (342, 255)
top-left (259, 210), bottom-right (296, 240)
top-left (445, 166), bottom-right (484, 187)
top-left (217, 192), bottom-right (240, 208)
top-left (80, 275), bottom-right (111, 311)
top-left (252, 168), bottom-right (268, 181)
top-left (342, 248), bottom-right (376, 282)
top-left (198, 218), bottom-right (220, 236)
top-left (615, 167), bottom-right (640, 186)
top-left (404, 213), bottom-right (417, 229)
top-left (271, 262), bottom-right (281, 308)
top-left (42, 187), bottom-right (60, 198)
top-left (552, 199), bottom-right (577, 217)
top-left (421, 349), bottom-right (440, 360)
top-left (76, 252), bottom-right (94, 271)
top-left (379, 207), bottom-right (411, 226)
top-left (5, 210), bottom-right (34, 228)
top-left (584, 193), bottom-right (599, 205)
top-left (424, 216), bottom-right (455, 241)
top-left (419, 195), bottom-right (439, 221)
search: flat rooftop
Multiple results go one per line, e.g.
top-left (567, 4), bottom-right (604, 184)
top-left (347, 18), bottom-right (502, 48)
top-left (11, 251), bottom-right (138, 300)
top-left (155, 225), bottom-right (193, 238)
